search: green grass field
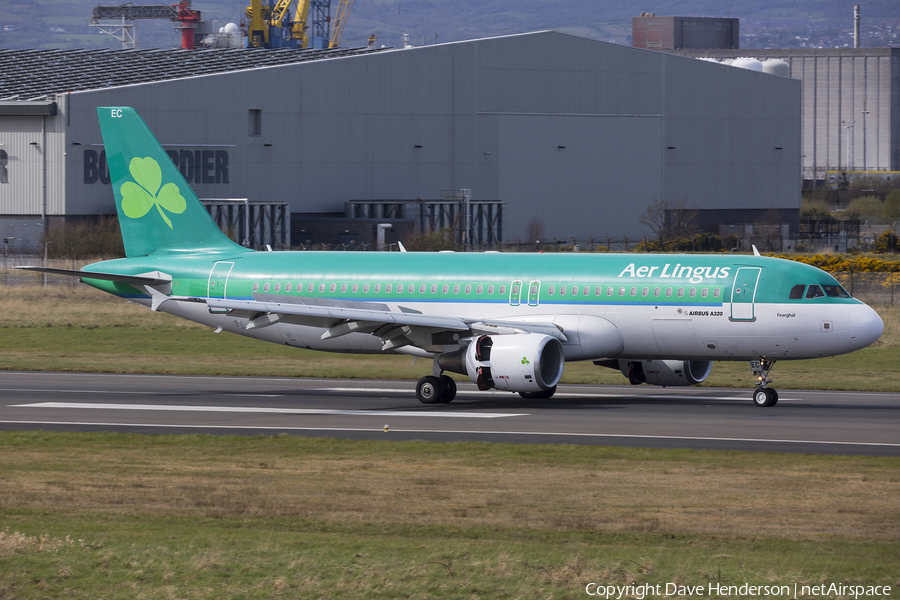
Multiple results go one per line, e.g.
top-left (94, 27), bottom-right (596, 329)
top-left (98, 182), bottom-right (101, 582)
top-left (1, 433), bottom-right (898, 599)
top-left (0, 285), bottom-right (898, 598)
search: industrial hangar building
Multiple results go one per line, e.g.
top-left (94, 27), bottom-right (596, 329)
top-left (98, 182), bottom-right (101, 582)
top-left (0, 31), bottom-right (800, 252)
top-left (667, 47), bottom-right (900, 187)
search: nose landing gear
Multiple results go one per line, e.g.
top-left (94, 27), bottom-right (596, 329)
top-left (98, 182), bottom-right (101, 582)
top-left (750, 358), bottom-right (778, 407)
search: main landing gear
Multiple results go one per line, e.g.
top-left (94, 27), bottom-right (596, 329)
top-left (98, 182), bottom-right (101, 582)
top-left (750, 358), bottom-right (778, 407)
top-left (416, 374), bottom-right (457, 404)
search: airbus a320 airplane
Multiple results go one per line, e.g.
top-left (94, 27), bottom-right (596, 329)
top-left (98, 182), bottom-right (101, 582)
top-left (21, 107), bottom-right (884, 407)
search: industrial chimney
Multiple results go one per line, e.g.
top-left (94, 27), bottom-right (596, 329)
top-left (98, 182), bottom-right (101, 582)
top-left (854, 4), bottom-right (861, 48)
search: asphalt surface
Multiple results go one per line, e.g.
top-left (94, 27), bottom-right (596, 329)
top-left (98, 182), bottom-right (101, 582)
top-left (1, 371), bottom-right (898, 456)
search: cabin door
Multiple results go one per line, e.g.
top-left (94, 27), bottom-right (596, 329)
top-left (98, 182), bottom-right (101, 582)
top-left (730, 267), bottom-right (761, 321)
top-left (208, 261), bottom-right (234, 300)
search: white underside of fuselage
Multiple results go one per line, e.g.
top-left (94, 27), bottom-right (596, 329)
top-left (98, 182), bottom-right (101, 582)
top-left (136, 296), bottom-right (876, 363)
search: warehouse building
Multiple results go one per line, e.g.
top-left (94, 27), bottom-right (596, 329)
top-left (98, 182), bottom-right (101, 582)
top-left (0, 31), bottom-right (800, 252)
top-left (667, 47), bottom-right (900, 187)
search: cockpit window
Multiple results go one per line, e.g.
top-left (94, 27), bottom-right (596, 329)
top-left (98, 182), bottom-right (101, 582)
top-left (805, 285), bottom-right (825, 299)
top-left (822, 284), bottom-right (851, 298)
top-left (789, 284), bottom-right (805, 300)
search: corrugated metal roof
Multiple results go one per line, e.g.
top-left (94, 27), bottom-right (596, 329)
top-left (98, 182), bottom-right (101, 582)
top-left (0, 46), bottom-right (386, 101)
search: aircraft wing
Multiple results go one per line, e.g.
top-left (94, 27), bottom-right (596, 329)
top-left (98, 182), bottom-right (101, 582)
top-left (13, 266), bottom-right (172, 286)
top-left (204, 296), bottom-right (565, 352)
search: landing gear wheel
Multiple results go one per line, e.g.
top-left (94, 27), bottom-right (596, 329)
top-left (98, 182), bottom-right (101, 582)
top-left (752, 388), bottom-right (777, 407)
top-left (749, 359), bottom-right (778, 407)
top-left (438, 375), bottom-right (457, 403)
top-left (416, 376), bottom-right (444, 404)
top-left (518, 385), bottom-right (557, 400)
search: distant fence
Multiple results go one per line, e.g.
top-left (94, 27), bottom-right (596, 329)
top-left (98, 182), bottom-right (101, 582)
top-left (831, 271), bottom-right (898, 305)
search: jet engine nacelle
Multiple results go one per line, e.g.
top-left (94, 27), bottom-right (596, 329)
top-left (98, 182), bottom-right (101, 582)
top-left (439, 333), bottom-right (565, 393)
top-left (619, 359), bottom-right (713, 387)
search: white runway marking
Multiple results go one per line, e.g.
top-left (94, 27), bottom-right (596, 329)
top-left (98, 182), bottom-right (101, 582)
top-left (0, 388), bottom-right (281, 397)
top-left (13, 402), bottom-right (526, 419)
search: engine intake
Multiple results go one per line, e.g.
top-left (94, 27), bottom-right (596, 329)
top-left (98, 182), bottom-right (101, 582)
top-left (439, 333), bottom-right (565, 393)
top-left (617, 359), bottom-right (712, 387)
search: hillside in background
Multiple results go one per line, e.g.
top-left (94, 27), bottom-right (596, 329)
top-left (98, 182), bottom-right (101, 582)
top-left (0, 0), bottom-right (897, 52)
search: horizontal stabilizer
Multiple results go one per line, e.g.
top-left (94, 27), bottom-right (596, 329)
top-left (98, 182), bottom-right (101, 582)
top-left (13, 266), bottom-right (170, 286)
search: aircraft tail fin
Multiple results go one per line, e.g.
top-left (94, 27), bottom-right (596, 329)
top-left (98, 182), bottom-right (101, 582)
top-left (97, 107), bottom-right (248, 258)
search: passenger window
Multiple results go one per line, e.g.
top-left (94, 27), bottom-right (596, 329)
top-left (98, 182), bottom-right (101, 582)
top-left (374, 284), bottom-right (381, 293)
top-left (453, 284), bottom-right (460, 294)
top-left (442, 285), bottom-right (449, 294)
top-left (308, 283), bottom-right (314, 292)
top-left (386, 284), bottom-right (393, 293)
top-left (431, 284), bottom-right (437, 294)
top-left (330, 284), bottom-right (337, 293)
top-left (363, 284), bottom-right (370, 293)
top-left (252, 282), bottom-right (259, 292)
top-left (630, 287), bottom-right (637, 296)
top-left (642, 287), bottom-right (649, 297)
top-left (595, 286), bottom-right (602, 296)
top-left (618, 286), bottom-right (625, 296)
top-left (465, 285), bottom-right (472, 294)
top-left (488, 285), bottom-right (495, 294)
top-left (789, 284), bottom-right (805, 300)
top-left (654, 287), bottom-right (660, 297)
top-left (352, 284), bottom-right (358, 293)
top-left (571, 286), bottom-right (578, 296)
top-left (264, 283), bottom-right (270, 292)
top-left (420, 284), bottom-right (426, 294)
top-left (678, 288), bottom-right (684, 297)
top-left (285, 283), bottom-right (292, 293)
top-left (713, 288), bottom-right (720, 298)
top-left (665, 288), bottom-right (672, 297)
top-left (806, 285), bottom-right (825, 299)
top-left (689, 288), bottom-right (696, 298)
top-left (548, 286), bottom-right (555, 295)
top-left (476, 285), bottom-right (483, 294)
top-left (319, 283), bottom-right (325, 293)
top-left (274, 283), bottom-right (281, 292)
top-left (701, 288), bottom-right (708, 298)
top-left (608, 286), bottom-right (614, 296)
top-left (499, 285), bottom-right (506, 295)
top-left (583, 286), bottom-right (590, 296)
top-left (560, 286), bottom-right (567, 295)
top-left (822, 284), bottom-right (850, 298)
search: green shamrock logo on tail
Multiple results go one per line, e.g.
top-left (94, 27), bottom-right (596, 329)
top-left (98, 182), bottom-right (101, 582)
top-left (120, 157), bottom-right (186, 229)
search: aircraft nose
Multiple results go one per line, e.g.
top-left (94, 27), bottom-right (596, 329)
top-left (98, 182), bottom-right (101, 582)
top-left (848, 305), bottom-right (884, 349)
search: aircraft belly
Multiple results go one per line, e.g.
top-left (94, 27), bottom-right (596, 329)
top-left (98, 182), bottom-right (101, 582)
top-left (279, 325), bottom-right (384, 352)
top-left (650, 318), bottom-right (701, 357)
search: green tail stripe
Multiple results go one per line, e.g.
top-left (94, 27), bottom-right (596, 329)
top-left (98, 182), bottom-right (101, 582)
top-left (97, 107), bottom-right (248, 258)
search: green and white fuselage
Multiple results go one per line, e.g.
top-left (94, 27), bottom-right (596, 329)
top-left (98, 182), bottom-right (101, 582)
top-left (83, 250), bottom-right (880, 365)
top-left (23, 107), bottom-right (883, 407)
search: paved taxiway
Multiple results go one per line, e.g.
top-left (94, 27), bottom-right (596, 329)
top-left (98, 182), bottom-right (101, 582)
top-left (0, 371), bottom-right (897, 456)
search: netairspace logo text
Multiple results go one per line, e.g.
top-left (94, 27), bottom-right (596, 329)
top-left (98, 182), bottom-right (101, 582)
top-left (585, 582), bottom-right (893, 599)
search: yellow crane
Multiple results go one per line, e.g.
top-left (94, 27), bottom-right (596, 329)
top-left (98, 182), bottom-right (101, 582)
top-left (328, 0), bottom-right (355, 48)
top-left (245, 0), bottom-right (313, 48)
